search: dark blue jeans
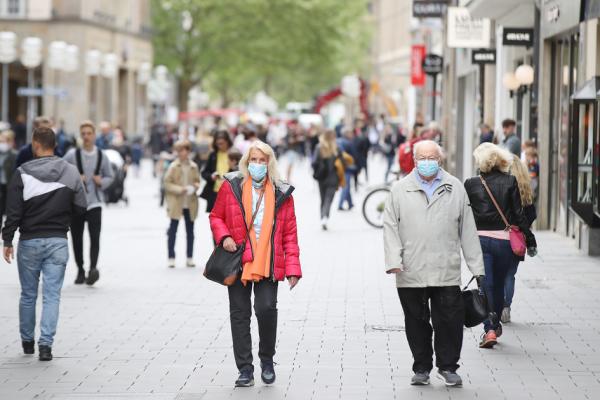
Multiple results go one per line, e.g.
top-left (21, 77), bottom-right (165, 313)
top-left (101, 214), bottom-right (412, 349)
top-left (479, 236), bottom-right (519, 332)
top-left (338, 172), bottom-right (354, 210)
top-left (167, 209), bottom-right (194, 259)
top-left (504, 262), bottom-right (519, 307)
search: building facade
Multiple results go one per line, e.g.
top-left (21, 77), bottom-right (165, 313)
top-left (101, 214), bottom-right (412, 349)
top-left (0, 0), bottom-right (152, 136)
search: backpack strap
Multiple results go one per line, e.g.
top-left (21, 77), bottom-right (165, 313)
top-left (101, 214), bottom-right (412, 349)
top-left (75, 149), bottom-right (84, 175)
top-left (95, 148), bottom-right (103, 176)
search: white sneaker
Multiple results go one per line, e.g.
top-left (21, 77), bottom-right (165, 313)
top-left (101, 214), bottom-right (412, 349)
top-left (501, 306), bottom-right (511, 323)
top-left (168, 258), bottom-right (175, 268)
top-left (186, 258), bottom-right (196, 268)
top-left (321, 217), bottom-right (328, 231)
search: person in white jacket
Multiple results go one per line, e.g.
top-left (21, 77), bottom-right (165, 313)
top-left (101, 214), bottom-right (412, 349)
top-left (383, 140), bottom-right (485, 388)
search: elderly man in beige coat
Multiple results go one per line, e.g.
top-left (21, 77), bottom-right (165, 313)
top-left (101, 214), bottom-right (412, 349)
top-left (383, 140), bottom-right (484, 387)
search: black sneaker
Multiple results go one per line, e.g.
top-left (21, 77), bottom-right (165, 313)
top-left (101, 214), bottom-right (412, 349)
top-left (86, 269), bottom-right (99, 286)
top-left (38, 345), bottom-right (52, 361)
top-left (74, 270), bottom-right (86, 284)
top-left (22, 340), bottom-right (34, 355)
top-left (261, 362), bottom-right (276, 384)
top-left (235, 369), bottom-right (254, 387)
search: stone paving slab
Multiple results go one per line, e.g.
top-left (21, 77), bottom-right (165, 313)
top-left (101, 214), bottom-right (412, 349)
top-left (0, 158), bottom-right (599, 399)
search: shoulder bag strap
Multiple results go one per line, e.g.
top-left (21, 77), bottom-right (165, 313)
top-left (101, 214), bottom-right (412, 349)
top-left (479, 176), bottom-right (510, 229)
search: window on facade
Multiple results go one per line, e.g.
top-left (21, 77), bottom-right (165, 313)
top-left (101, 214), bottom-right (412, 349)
top-left (576, 103), bottom-right (594, 203)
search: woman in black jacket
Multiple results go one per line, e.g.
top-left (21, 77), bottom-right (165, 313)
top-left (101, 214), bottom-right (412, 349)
top-left (200, 130), bottom-right (233, 212)
top-left (312, 130), bottom-right (341, 231)
top-left (464, 143), bottom-right (537, 350)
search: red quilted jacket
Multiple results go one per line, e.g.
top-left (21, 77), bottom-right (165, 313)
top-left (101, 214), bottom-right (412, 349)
top-left (209, 172), bottom-right (302, 281)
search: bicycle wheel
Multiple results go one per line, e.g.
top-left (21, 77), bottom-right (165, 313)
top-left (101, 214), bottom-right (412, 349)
top-left (362, 186), bottom-right (391, 229)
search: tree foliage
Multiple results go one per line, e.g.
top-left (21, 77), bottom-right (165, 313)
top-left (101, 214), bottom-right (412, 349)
top-left (151, 0), bottom-right (371, 109)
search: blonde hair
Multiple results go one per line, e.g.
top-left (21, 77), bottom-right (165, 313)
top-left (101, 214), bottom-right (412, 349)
top-left (239, 140), bottom-right (281, 183)
top-left (319, 129), bottom-right (338, 158)
top-left (509, 155), bottom-right (534, 206)
top-left (473, 142), bottom-right (512, 173)
top-left (174, 139), bottom-right (192, 151)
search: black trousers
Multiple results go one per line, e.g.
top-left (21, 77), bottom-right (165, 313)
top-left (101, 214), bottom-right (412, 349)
top-left (397, 286), bottom-right (464, 373)
top-left (71, 207), bottom-right (102, 271)
top-left (228, 279), bottom-right (278, 372)
top-left (0, 183), bottom-right (7, 220)
top-left (318, 183), bottom-right (337, 219)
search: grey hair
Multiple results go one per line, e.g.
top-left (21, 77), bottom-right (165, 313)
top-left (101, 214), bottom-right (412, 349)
top-left (413, 140), bottom-right (444, 159)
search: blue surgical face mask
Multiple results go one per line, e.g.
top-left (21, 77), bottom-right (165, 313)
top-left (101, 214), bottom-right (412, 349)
top-left (248, 162), bottom-right (267, 182)
top-left (416, 160), bottom-right (440, 177)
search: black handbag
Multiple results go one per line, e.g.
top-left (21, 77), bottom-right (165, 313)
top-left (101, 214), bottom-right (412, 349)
top-left (203, 190), bottom-right (264, 286)
top-left (462, 276), bottom-right (488, 328)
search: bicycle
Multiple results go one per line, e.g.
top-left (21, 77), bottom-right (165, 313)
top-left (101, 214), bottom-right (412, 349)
top-left (362, 171), bottom-right (402, 228)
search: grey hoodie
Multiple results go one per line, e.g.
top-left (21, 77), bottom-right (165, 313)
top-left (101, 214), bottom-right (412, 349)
top-left (64, 147), bottom-right (114, 209)
top-left (2, 156), bottom-right (87, 246)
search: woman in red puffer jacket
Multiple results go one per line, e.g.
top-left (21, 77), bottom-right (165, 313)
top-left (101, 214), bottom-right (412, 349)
top-left (209, 140), bottom-right (301, 388)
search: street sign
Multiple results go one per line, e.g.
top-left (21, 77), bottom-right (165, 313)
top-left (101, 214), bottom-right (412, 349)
top-left (17, 87), bottom-right (68, 98)
top-left (413, 1), bottom-right (449, 18)
top-left (502, 28), bottom-right (534, 47)
top-left (447, 7), bottom-right (491, 48)
top-left (422, 54), bottom-right (443, 75)
top-left (411, 45), bottom-right (426, 86)
top-left (472, 49), bottom-right (496, 64)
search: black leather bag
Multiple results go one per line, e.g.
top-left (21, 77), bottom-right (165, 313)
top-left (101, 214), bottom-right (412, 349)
top-left (462, 276), bottom-right (488, 328)
top-left (204, 242), bottom-right (245, 286)
top-left (203, 190), bottom-right (264, 286)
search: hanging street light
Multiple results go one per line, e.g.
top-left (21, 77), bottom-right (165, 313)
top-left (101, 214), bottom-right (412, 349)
top-left (21, 36), bottom-right (43, 140)
top-left (0, 31), bottom-right (17, 123)
top-left (85, 49), bottom-right (102, 76)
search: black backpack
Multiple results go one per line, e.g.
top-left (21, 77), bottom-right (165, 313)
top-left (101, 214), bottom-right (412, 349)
top-left (75, 148), bottom-right (103, 176)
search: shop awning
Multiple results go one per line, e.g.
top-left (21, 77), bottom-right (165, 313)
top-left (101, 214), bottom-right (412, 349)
top-left (571, 77), bottom-right (600, 101)
top-left (467, 0), bottom-right (534, 23)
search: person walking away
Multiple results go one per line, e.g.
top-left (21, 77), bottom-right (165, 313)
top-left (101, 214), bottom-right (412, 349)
top-left (200, 130), bottom-right (233, 212)
top-left (312, 130), bottom-right (353, 230)
top-left (95, 121), bottom-right (113, 150)
top-left (2, 127), bottom-right (87, 361)
top-left (337, 128), bottom-right (358, 211)
top-left (209, 140), bottom-right (301, 387)
top-left (0, 131), bottom-right (17, 221)
top-left (479, 123), bottom-right (494, 144)
top-left (228, 148), bottom-right (242, 172)
top-left (12, 114), bottom-right (27, 150)
top-left (15, 116), bottom-right (55, 168)
top-left (381, 123), bottom-right (399, 182)
top-left (500, 119), bottom-right (521, 156)
top-left (164, 140), bottom-right (200, 268)
top-left (501, 155), bottom-right (537, 323)
top-left (383, 140), bottom-right (484, 387)
top-left (464, 143), bottom-right (537, 348)
top-left (63, 121), bottom-right (115, 285)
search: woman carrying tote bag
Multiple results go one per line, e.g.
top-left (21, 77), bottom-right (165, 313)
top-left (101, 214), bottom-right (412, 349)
top-left (208, 140), bottom-right (302, 387)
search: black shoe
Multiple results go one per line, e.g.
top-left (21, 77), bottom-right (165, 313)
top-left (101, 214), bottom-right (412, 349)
top-left (86, 269), bottom-right (99, 286)
top-left (74, 270), bottom-right (86, 284)
top-left (22, 340), bottom-right (34, 355)
top-left (261, 362), bottom-right (276, 384)
top-left (235, 369), bottom-right (254, 387)
top-left (38, 345), bottom-right (52, 361)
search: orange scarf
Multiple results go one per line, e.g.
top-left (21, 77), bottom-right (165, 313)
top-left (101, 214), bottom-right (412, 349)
top-left (241, 178), bottom-right (275, 284)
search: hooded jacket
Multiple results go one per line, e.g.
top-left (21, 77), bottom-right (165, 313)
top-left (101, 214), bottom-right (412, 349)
top-left (2, 156), bottom-right (87, 246)
top-left (209, 171), bottom-right (301, 281)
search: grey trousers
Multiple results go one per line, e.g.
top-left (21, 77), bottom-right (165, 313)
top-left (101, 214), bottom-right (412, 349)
top-left (319, 183), bottom-right (337, 219)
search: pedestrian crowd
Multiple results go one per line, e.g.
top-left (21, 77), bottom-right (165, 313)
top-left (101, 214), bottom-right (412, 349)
top-left (0, 111), bottom-right (541, 391)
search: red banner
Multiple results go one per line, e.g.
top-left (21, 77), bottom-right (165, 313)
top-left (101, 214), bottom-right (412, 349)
top-left (411, 45), bottom-right (426, 87)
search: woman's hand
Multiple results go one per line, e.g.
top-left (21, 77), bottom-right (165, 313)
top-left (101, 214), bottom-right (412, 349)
top-left (223, 237), bottom-right (237, 252)
top-left (287, 276), bottom-right (299, 290)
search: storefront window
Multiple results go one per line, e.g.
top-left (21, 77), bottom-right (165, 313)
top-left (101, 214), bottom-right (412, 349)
top-left (576, 102), bottom-right (594, 203)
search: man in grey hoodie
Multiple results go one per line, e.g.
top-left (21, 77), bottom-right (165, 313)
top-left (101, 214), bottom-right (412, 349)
top-left (2, 127), bottom-right (87, 360)
top-left (63, 121), bottom-right (114, 285)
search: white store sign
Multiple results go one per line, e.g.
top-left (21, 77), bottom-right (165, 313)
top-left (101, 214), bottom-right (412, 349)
top-left (447, 7), bottom-right (491, 48)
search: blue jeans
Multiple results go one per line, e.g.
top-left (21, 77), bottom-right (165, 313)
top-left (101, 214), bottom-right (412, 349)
top-left (504, 262), bottom-right (519, 307)
top-left (338, 172), bottom-right (354, 210)
top-left (479, 236), bottom-right (519, 332)
top-left (17, 238), bottom-right (69, 346)
top-left (167, 208), bottom-right (194, 259)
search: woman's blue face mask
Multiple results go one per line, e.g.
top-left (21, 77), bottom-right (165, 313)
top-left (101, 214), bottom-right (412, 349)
top-left (248, 162), bottom-right (267, 181)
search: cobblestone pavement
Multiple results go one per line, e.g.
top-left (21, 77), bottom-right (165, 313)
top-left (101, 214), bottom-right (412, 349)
top-left (1, 159), bottom-right (599, 400)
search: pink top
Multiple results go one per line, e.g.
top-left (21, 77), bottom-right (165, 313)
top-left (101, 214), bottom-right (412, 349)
top-left (478, 230), bottom-right (510, 241)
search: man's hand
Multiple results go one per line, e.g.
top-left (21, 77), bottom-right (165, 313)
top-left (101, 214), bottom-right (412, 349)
top-left (287, 276), bottom-right (299, 290)
top-left (92, 175), bottom-right (102, 187)
top-left (80, 174), bottom-right (87, 183)
top-left (223, 237), bottom-right (237, 252)
top-left (386, 267), bottom-right (404, 274)
top-left (3, 246), bottom-right (13, 264)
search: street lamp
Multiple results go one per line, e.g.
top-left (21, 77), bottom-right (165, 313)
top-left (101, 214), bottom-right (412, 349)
top-left (102, 53), bottom-right (119, 122)
top-left (85, 49), bottom-right (102, 76)
top-left (48, 41), bottom-right (66, 119)
top-left (63, 45), bottom-right (79, 73)
top-left (515, 64), bottom-right (534, 86)
top-left (21, 36), bottom-right (43, 140)
top-left (0, 31), bottom-right (17, 123)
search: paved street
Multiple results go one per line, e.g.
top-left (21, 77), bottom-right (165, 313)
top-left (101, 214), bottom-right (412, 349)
top-left (1, 159), bottom-right (599, 400)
